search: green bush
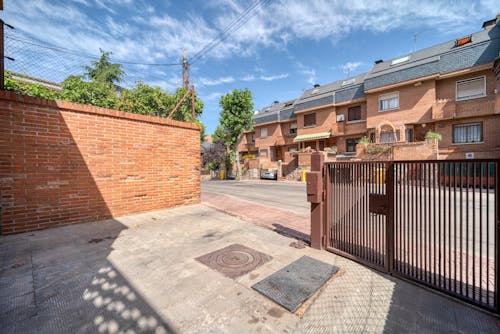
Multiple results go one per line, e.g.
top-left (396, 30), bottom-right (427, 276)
top-left (425, 131), bottom-right (442, 140)
top-left (359, 136), bottom-right (370, 144)
top-left (60, 76), bottom-right (118, 109)
top-left (4, 72), bottom-right (61, 100)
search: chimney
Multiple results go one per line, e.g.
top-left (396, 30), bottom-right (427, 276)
top-left (313, 84), bottom-right (320, 88)
top-left (374, 59), bottom-right (383, 64)
top-left (482, 13), bottom-right (500, 30)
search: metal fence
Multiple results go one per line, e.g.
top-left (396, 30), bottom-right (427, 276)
top-left (324, 160), bottom-right (499, 313)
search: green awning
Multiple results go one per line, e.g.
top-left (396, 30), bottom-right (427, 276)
top-left (293, 131), bottom-right (331, 143)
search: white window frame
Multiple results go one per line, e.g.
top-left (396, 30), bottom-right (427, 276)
top-left (452, 122), bottom-right (482, 144)
top-left (260, 127), bottom-right (268, 138)
top-left (455, 76), bottom-right (486, 101)
top-left (378, 91), bottom-right (399, 112)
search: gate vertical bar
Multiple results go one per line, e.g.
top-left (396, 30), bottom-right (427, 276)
top-left (495, 161), bottom-right (500, 313)
top-left (386, 162), bottom-right (395, 273)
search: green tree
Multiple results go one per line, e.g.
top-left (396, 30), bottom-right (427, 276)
top-left (213, 89), bottom-right (254, 176)
top-left (85, 49), bottom-right (124, 86)
top-left (169, 87), bottom-right (204, 122)
top-left (117, 82), bottom-right (171, 115)
top-left (117, 84), bottom-right (204, 123)
top-left (214, 88), bottom-right (254, 151)
top-left (61, 75), bottom-right (118, 109)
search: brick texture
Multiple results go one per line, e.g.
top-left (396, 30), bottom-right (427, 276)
top-left (0, 92), bottom-right (200, 234)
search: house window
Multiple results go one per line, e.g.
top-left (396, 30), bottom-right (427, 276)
top-left (290, 122), bottom-right (297, 135)
top-left (453, 123), bottom-right (482, 143)
top-left (455, 35), bottom-right (472, 47)
top-left (260, 149), bottom-right (268, 158)
top-left (379, 92), bottom-right (399, 111)
top-left (380, 131), bottom-right (400, 143)
top-left (456, 76), bottom-right (486, 101)
top-left (405, 128), bottom-right (414, 142)
top-left (369, 132), bottom-right (375, 143)
top-left (347, 106), bottom-right (362, 121)
top-left (346, 138), bottom-right (361, 152)
top-left (304, 113), bottom-right (316, 127)
top-left (251, 133), bottom-right (255, 142)
top-left (260, 127), bottom-right (268, 138)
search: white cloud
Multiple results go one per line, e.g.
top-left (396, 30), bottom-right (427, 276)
top-left (6, 0), bottom-right (495, 65)
top-left (199, 76), bottom-right (235, 86)
top-left (295, 62), bottom-right (317, 85)
top-left (204, 92), bottom-right (223, 101)
top-left (241, 74), bottom-right (256, 82)
top-left (240, 73), bottom-right (288, 82)
top-left (2, 0), bottom-right (496, 91)
top-left (259, 73), bottom-right (289, 81)
top-left (341, 61), bottom-right (363, 75)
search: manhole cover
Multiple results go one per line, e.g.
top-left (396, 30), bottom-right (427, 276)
top-left (196, 243), bottom-right (272, 279)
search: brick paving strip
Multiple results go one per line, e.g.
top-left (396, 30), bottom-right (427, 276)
top-left (201, 191), bottom-right (310, 242)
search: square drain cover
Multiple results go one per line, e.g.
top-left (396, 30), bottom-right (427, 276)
top-left (252, 256), bottom-right (339, 312)
top-left (196, 243), bottom-right (272, 279)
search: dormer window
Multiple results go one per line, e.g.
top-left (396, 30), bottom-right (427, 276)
top-left (391, 56), bottom-right (410, 65)
top-left (341, 78), bottom-right (356, 86)
top-left (456, 35), bottom-right (472, 47)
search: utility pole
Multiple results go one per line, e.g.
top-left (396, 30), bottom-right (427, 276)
top-left (182, 49), bottom-right (189, 89)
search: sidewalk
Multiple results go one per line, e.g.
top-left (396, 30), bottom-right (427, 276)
top-left (1, 204), bottom-right (499, 333)
top-left (202, 191), bottom-right (310, 242)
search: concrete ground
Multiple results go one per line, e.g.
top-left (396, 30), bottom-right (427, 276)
top-left (1, 204), bottom-right (499, 333)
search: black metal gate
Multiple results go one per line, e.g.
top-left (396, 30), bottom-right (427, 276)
top-left (324, 160), bottom-right (499, 313)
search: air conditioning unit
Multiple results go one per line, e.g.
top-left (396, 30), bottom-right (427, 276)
top-left (336, 114), bottom-right (345, 122)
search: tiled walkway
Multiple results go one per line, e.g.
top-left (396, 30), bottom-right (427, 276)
top-left (1, 205), bottom-right (499, 333)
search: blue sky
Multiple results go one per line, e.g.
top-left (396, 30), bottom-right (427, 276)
top-left (1, 1), bottom-right (498, 134)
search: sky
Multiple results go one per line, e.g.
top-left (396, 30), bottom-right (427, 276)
top-left (1, 0), bottom-right (499, 134)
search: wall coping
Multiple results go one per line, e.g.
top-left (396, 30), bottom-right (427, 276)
top-left (0, 91), bottom-right (201, 131)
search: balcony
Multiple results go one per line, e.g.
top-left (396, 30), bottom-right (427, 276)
top-left (432, 97), bottom-right (496, 120)
top-left (245, 142), bottom-right (257, 151)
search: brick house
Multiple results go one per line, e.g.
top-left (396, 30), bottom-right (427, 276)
top-left (237, 15), bottom-right (500, 175)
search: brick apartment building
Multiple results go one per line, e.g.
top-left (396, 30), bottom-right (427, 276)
top-left (237, 15), bottom-right (500, 172)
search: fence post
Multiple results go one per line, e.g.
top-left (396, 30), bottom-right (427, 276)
top-left (309, 152), bottom-right (325, 250)
top-left (0, 19), bottom-right (4, 90)
top-left (496, 161), bottom-right (500, 314)
top-left (385, 162), bottom-right (395, 273)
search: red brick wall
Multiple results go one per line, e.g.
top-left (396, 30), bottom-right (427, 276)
top-left (0, 92), bottom-right (200, 234)
top-left (366, 79), bottom-right (436, 141)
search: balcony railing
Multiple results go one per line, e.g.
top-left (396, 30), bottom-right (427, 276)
top-left (432, 97), bottom-right (496, 120)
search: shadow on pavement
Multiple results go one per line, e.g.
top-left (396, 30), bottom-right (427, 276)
top-left (0, 219), bottom-right (176, 333)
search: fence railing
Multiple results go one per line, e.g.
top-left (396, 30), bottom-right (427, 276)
top-left (308, 154), bottom-right (500, 314)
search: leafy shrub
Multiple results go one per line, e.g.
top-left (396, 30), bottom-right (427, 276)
top-left (425, 131), bottom-right (442, 140)
top-left (61, 76), bottom-right (118, 109)
top-left (359, 136), bottom-right (370, 144)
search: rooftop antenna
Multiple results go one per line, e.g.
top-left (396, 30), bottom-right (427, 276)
top-left (413, 32), bottom-right (421, 52)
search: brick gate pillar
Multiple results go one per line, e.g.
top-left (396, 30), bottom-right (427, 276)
top-left (308, 152), bottom-right (324, 249)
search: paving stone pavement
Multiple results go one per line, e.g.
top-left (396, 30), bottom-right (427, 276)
top-left (202, 191), bottom-right (310, 242)
top-left (0, 204), bottom-right (499, 333)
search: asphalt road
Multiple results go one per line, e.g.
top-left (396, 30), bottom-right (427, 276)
top-left (201, 180), bottom-right (309, 216)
